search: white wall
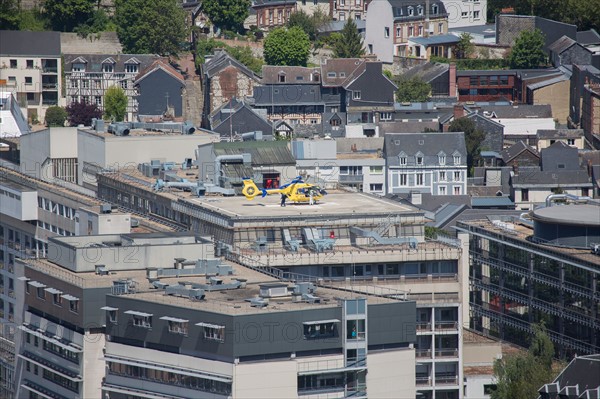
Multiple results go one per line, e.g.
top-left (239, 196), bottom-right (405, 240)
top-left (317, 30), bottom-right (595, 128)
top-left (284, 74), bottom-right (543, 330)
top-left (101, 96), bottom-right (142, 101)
top-left (76, 208), bottom-right (131, 236)
top-left (441, 0), bottom-right (487, 29)
top-left (499, 118), bottom-right (556, 135)
top-left (365, 0), bottom-right (394, 63)
top-left (233, 359), bottom-right (297, 398)
top-left (20, 127), bottom-right (78, 180)
top-left (0, 91), bottom-right (28, 139)
top-left (83, 333), bottom-right (106, 399)
top-left (367, 348), bottom-right (415, 398)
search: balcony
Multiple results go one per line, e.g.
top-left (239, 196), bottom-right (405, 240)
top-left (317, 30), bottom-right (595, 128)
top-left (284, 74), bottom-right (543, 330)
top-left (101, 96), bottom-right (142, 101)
top-left (435, 375), bottom-right (459, 386)
top-left (435, 321), bottom-right (458, 331)
top-left (339, 174), bottom-right (364, 184)
top-left (42, 99), bottom-right (58, 106)
top-left (435, 348), bottom-right (458, 358)
top-left (42, 67), bottom-right (58, 74)
top-left (42, 83), bottom-right (58, 91)
top-left (416, 349), bottom-right (432, 359)
top-left (416, 322), bottom-right (432, 332)
top-left (416, 376), bottom-right (432, 386)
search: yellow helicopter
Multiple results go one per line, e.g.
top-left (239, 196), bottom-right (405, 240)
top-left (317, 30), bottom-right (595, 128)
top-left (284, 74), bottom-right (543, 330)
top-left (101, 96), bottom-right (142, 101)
top-left (242, 176), bottom-right (327, 204)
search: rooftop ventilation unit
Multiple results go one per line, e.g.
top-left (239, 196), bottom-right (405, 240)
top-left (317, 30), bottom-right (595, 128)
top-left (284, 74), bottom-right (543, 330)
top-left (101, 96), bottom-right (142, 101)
top-left (165, 283), bottom-right (205, 301)
top-left (259, 283), bottom-right (289, 298)
top-left (112, 279), bottom-right (137, 295)
top-left (95, 265), bottom-right (109, 275)
top-left (248, 297), bottom-right (269, 308)
top-left (107, 122), bottom-right (130, 136)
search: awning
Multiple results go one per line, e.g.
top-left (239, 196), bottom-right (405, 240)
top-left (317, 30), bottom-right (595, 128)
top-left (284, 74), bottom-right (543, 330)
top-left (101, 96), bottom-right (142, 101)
top-left (17, 354), bottom-right (83, 382)
top-left (101, 306), bottom-right (118, 311)
top-left (44, 287), bottom-right (62, 295)
top-left (125, 310), bottom-right (152, 317)
top-left (195, 322), bottom-right (224, 329)
top-left (61, 294), bottom-right (79, 301)
top-left (17, 277), bottom-right (30, 281)
top-left (27, 281), bottom-right (46, 288)
top-left (303, 319), bottom-right (340, 325)
top-left (21, 382), bottom-right (54, 399)
top-left (18, 325), bottom-right (82, 353)
top-left (160, 316), bottom-right (189, 323)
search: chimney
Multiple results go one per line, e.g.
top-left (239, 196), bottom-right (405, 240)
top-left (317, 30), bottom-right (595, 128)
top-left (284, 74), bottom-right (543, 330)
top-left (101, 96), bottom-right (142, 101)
top-left (410, 191), bottom-right (422, 205)
top-left (453, 104), bottom-right (464, 120)
top-left (449, 63), bottom-right (457, 97)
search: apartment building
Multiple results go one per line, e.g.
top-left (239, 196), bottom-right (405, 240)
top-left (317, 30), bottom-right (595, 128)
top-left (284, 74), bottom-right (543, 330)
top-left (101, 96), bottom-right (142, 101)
top-left (455, 199), bottom-right (600, 357)
top-left (0, 166), bottom-right (134, 398)
top-left (97, 172), bottom-right (470, 398)
top-left (63, 54), bottom-right (161, 121)
top-left (330, 0), bottom-right (370, 21)
top-left (0, 31), bottom-right (62, 123)
top-left (14, 233), bottom-right (212, 399)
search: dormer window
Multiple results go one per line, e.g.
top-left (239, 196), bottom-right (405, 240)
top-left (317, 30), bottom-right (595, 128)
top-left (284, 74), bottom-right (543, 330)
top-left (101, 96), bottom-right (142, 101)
top-left (416, 154), bottom-right (424, 165)
top-left (312, 73), bottom-right (320, 82)
top-left (432, 4), bottom-right (438, 14)
top-left (125, 64), bottom-right (138, 73)
top-left (103, 64), bottom-right (113, 73)
top-left (72, 63), bottom-right (85, 72)
top-left (400, 156), bottom-right (407, 165)
top-left (278, 73), bottom-right (286, 83)
top-left (439, 154), bottom-right (446, 165)
top-left (417, 6), bottom-right (423, 15)
top-left (408, 6), bottom-right (414, 16)
top-left (453, 155), bottom-right (461, 165)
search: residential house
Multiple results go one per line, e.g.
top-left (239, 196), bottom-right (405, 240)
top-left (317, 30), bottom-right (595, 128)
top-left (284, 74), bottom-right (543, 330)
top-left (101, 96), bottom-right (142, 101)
top-left (365, 0), bottom-right (449, 63)
top-left (252, 84), bottom-right (324, 125)
top-left (538, 355), bottom-right (600, 399)
top-left (344, 62), bottom-right (397, 137)
top-left (201, 50), bottom-right (261, 128)
top-left (456, 70), bottom-right (517, 102)
top-left (134, 59), bottom-right (186, 119)
top-left (582, 82), bottom-right (600, 148)
top-left (384, 132), bottom-right (467, 195)
top-left (440, 0), bottom-right (487, 29)
top-left (548, 36), bottom-right (594, 68)
top-left (253, 0), bottom-right (297, 29)
top-left (536, 128), bottom-right (584, 151)
top-left (0, 31), bottom-right (62, 123)
top-left (401, 62), bottom-right (453, 98)
top-left (320, 58), bottom-right (366, 113)
top-left (441, 104), bottom-right (505, 153)
top-left (208, 98), bottom-right (274, 139)
top-left (521, 68), bottom-right (571, 124)
top-left (510, 141), bottom-right (593, 210)
top-left (500, 141), bottom-right (540, 167)
top-left (261, 65), bottom-right (321, 86)
top-left (329, 0), bottom-right (370, 21)
top-left (496, 15), bottom-right (577, 55)
top-left (63, 53), bottom-right (161, 121)
top-left (476, 104), bottom-right (555, 146)
top-left (297, 0), bottom-right (330, 16)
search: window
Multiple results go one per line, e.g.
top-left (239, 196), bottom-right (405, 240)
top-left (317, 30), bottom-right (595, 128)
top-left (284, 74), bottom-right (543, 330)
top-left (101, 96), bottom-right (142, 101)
top-left (339, 11), bottom-right (345, 20)
top-left (439, 155), bottom-right (446, 165)
top-left (522, 189), bottom-right (529, 201)
top-left (72, 63), bottom-right (85, 72)
top-left (9, 59), bottom-right (17, 68)
top-left (102, 64), bottom-right (113, 73)
top-left (26, 60), bottom-right (34, 69)
top-left (37, 287), bottom-right (45, 300)
top-left (71, 79), bottom-right (78, 89)
top-left (408, 26), bottom-right (414, 37)
top-left (340, 166), bottom-right (362, 175)
top-left (432, 4), bottom-right (439, 14)
top-left (438, 23), bottom-right (444, 33)
top-left (439, 186), bottom-right (446, 195)
top-left (204, 326), bottom-right (225, 342)
top-left (384, 27), bottom-right (390, 38)
top-left (418, 25), bottom-right (423, 36)
top-left (133, 314), bottom-right (151, 328)
top-left (396, 27), bottom-right (402, 37)
top-left (277, 10), bottom-right (282, 23)
top-left (461, 11), bottom-right (468, 17)
top-left (417, 5), bottom-right (423, 15)
top-left (453, 155), bottom-right (461, 164)
top-left (125, 64), bottom-right (138, 73)
top-left (400, 174), bottom-right (408, 186)
top-left (567, 139), bottom-right (575, 145)
top-left (95, 96), bottom-right (102, 106)
top-left (109, 310), bottom-right (117, 323)
top-left (355, 13), bottom-right (361, 20)
top-left (416, 156), bottom-right (423, 165)
top-left (474, 10), bottom-right (480, 18)
top-left (353, 91), bottom-right (361, 100)
top-left (69, 300), bottom-right (79, 313)
top-left (168, 320), bottom-right (188, 335)
top-left (408, 6), bottom-right (414, 16)
top-left (453, 186), bottom-right (461, 195)
top-left (278, 74), bottom-right (286, 83)
top-left (81, 80), bottom-right (89, 89)
top-left (27, 93), bottom-right (34, 102)
top-left (416, 173), bottom-right (424, 185)
top-left (303, 322), bottom-right (337, 339)
top-left (53, 293), bottom-right (61, 306)
top-left (370, 183), bottom-right (383, 192)
top-left (120, 80), bottom-right (128, 89)
top-left (380, 112), bottom-right (392, 121)
top-left (454, 171), bottom-right (460, 181)
top-left (340, 0), bottom-right (345, 5)
top-left (355, 0), bottom-right (361, 5)
top-left (439, 171), bottom-right (446, 181)
top-left (370, 166), bottom-right (383, 174)
top-left (25, 77), bottom-right (32, 86)
top-left (400, 156), bottom-right (407, 165)
top-left (500, 76), bottom-right (509, 85)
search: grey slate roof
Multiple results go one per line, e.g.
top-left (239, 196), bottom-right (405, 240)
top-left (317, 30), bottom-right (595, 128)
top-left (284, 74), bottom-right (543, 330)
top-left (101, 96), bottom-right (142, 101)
top-left (389, 0), bottom-right (448, 21)
top-left (548, 35), bottom-right (576, 54)
top-left (320, 58), bottom-right (366, 88)
top-left (209, 98), bottom-right (273, 136)
top-left (576, 29), bottom-right (600, 45)
top-left (540, 141), bottom-right (580, 171)
top-left (481, 104), bottom-right (553, 119)
top-left (409, 34), bottom-right (461, 47)
top-left (63, 53), bottom-right (161, 73)
top-left (253, 85), bottom-right (323, 106)
top-left (501, 141), bottom-right (539, 164)
top-left (536, 128), bottom-right (583, 140)
top-left (538, 355), bottom-right (600, 399)
top-left (511, 168), bottom-right (592, 187)
top-left (202, 49), bottom-right (260, 80)
top-left (0, 31), bottom-right (60, 57)
top-left (384, 132), bottom-right (467, 167)
top-left (402, 62), bottom-right (449, 83)
top-left (213, 141), bottom-right (295, 166)
top-left (261, 66), bottom-right (320, 85)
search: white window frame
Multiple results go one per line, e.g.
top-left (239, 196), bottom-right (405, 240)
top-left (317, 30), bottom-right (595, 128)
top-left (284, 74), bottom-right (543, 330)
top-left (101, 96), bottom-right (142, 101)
top-left (384, 27), bottom-right (390, 38)
top-left (453, 155), bottom-right (461, 165)
top-left (399, 173), bottom-right (408, 186)
top-left (439, 155), bottom-right (446, 165)
top-left (454, 171), bottom-right (461, 181)
top-left (453, 186), bottom-right (462, 195)
top-left (400, 156), bottom-right (407, 165)
top-left (353, 91), bottom-right (361, 100)
top-left (133, 315), bottom-right (152, 329)
top-left (416, 173), bottom-right (424, 186)
top-left (438, 186), bottom-right (446, 195)
top-left (204, 326), bottom-right (225, 342)
top-left (380, 112), bottom-right (392, 121)
top-left (439, 171), bottom-right (446, 181)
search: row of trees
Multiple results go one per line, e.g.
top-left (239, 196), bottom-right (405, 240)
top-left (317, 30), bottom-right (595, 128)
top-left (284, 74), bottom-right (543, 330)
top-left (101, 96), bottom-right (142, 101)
top-left (44, 86), bottom-right (127, 127)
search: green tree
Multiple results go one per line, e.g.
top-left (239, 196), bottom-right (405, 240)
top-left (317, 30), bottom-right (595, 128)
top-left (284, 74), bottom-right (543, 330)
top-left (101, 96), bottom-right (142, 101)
top-left (455, 33), bottom-right (475, 59)
top-left (287, 10), bottom-right (317, 41)
top-left (202, 0), bottom-right (251, 33)
top-left (491, 324), bottom-right (557, 399)
top-left (45, 106), bottom-right (68, 127)
top-left (104, 86), bottom-right (128, 122)
top-left (0, 0), bottom-right (20, 30)
top-left (43, 0), bottom-right (96, 32)
top-left (509, 29), bottom-right (547, 69)
top-left (74, 9), bottom-right (115, 38)
top-left (264, 27), bottom-right (311, 66)
top-left (228, 46), bottom-right (264, 74)
top-left (18, 7), bottom-right (49, 31)
top-left (448, 117), bottom-right (486, 175)
top-left (115, 0), bottom-right (187, 56)
top-left (395, 77), bottom-right (431, 102)
top-left (332, 19), bottom-right (365, 58)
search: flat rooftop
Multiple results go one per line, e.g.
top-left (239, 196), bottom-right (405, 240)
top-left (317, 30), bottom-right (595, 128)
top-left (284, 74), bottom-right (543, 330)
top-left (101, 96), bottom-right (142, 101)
top-left (24, 258), bottom-right (398, 314)
top-left (185, 192), bottom-right (417, 219)
top-left (78, 127), bottom-right (218, 139)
